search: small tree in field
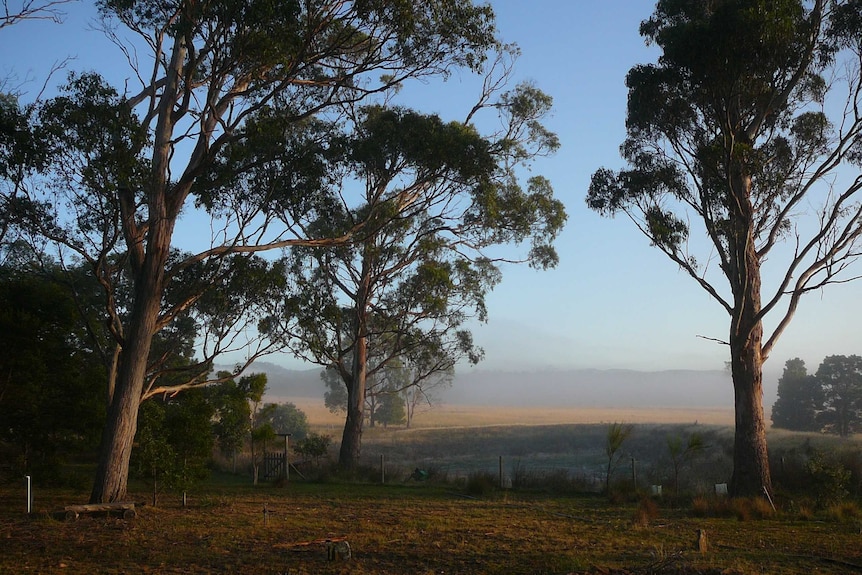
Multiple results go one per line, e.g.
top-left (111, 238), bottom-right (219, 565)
top-left (605, 422), bottom-right (634, 495)
top-left (667, 432), bottom-right (705, 495)
top-left (293, 433), bottom-right (332, 468)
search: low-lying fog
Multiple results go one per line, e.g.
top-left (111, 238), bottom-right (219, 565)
top-left (237, 362), bottom-right (781, 409)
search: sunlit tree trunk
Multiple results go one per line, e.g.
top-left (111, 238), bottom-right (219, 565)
top-left (339, 255), bottom-right (372, 468)
top-left (727, 166), bottom-right (772, 498)
top-left (89, 30), bottom-right (185, 503)
top-left (90, 243), bottom-right (168, 502)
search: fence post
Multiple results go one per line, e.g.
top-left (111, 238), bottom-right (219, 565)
top-left (380, 454), bottom-right (385, 484)
top-left (499, 456), bottom-right (503, 489)
top-left (25, 475), bottom-right (32, 514)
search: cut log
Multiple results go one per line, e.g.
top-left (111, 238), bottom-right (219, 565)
top-left (62, 502), bottom-right (136, 520)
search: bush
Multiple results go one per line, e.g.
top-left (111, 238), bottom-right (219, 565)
top-left (689, 495), bottom-right (774, 520)
top-left (806, 452), bottom-right (851, 507)
top-left (465, 470), bottom-right (497, 496)
top-left (293, 433), bottom-right (332, 467)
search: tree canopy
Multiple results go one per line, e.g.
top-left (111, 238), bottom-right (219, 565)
top-left (0, 0), bottom-right (509, 503)
top-left (771, 358), bottom-right (822, 431)
top-left (252, 53), bottom-right (564, 466)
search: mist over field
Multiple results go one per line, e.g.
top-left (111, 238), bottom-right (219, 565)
top-left (236, 361), bottom-right (781, 410)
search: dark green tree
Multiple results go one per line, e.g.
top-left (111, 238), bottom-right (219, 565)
top-left (256, 402), bottom-right (309, 439)
top-left (8, 0), bottom-right (499, 503)
top-left (375, 386), bottom-right (407, 428)
top-left (587, 0), bottom-right (862, 496)
top-left (816, 354), bottom-right (862, 437)
top-left (133, 389), bottom-right (215, 506)
top-left (0, 254), bottom-right (106, 478)
top-left (771, 358), bottom-right (823, 431)
top-left (209, 372), bottom-right (267, 469)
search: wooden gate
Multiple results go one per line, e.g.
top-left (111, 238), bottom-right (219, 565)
top-left (263, 452), bottom-right (286, 479)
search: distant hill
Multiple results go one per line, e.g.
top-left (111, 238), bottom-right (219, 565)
top-left (222, 362), bottom-right (759, 409)
top-left (215, 361), bottom-right (324, 399)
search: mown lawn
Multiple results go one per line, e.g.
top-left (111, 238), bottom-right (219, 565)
top-left (2, 480), bottom-right (861, 575)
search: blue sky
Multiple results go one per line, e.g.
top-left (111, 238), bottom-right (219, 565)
top-left (2, 1), bottom-right (859, 378)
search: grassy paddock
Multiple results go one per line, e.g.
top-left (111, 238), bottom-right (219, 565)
top-left (285, 399), bottom-right (738, 432)
top-left (2, 480), bottom-right (861, 575)
top-left (5, 408), bottom-right (861, 574)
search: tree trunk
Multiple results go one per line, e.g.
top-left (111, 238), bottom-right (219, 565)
top-left (729, 340), bottom-right (771, 497)
top-left (727, 164), bottom-right (772, 499)
top-left (90, 224), bottom-right (171, 503)
top-left (339, 341), bottom-right (366, 468)
top-left (339, 254), bottom-right (372, 468)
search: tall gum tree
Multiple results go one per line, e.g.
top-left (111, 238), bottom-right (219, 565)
top-left (251, 54), bottom-right (565, 468)
top-left (8, 0), bottom-right (499, 502)
top-left (587, 0), bottom-right (862, 497)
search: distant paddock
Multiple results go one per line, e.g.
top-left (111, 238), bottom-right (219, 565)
top-left (269, 397), bottom-right (737, 430)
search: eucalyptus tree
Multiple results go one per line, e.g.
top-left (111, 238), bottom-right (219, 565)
top-left (587, 0), bottom-right (862, 497)
top-left (260, 59), bottom-right (565, 467)
top-left (7, 0), bottom-right (499, 502)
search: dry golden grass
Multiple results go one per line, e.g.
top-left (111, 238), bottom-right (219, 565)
top-left (282, 397), bottom-right (736, 431)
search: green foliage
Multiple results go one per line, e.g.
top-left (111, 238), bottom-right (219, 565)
top-left (816, 355), bottom-right (862, 437)
top-left (805, 451), bottom-right (851, 508)
top-left (0, 258), bottom-right (106, 476)
top-left (293, 433), bottom-right (332, 466)
top-left (375, 390), bottom-right (407, 428)
top-left (209, 372), bottom-right (267, 457)
top-left (256, 402), bottom-right (309, 439)
top-left (772, 358), bottom-right (823, 432)
top-left (133, 390), bottom-right (216, 502)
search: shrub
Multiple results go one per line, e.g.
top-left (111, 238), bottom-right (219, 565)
top-left (293, 433), bottom-right (332, 467)
top-left (465, 470), bottom-right (497, 496)
top-left (806, 452), bottom-right (851, 507)
top-left (690, 496), bottom-right (711, 517)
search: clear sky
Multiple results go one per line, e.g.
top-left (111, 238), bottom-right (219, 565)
top-left (2, 1), bottom-right (859, 378)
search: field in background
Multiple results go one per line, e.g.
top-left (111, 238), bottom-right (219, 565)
top-left (280, 397), bottom-right (737, 431)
